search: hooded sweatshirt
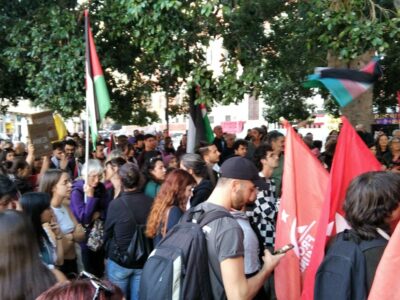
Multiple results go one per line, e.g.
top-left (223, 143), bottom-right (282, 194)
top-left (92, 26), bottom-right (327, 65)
top-left (70, 179), bottom-right (107, 249)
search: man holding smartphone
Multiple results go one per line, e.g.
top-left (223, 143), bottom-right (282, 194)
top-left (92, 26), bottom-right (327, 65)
top-left (195, 157), bottom-right (285, 300)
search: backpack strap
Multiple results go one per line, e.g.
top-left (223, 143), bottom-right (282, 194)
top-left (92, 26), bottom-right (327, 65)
top-left (111, 196), bottom-right (137, 257)
top-left (358, 238), bottom-right (388, 252)
top-left (119, 196), bottom-right (137, 226)
top-left (198, 209), bottom-right (233, 227)
top-left (343, 229), bottom-right (388, 251)
top-left (181, 207), bottom-right (233, 226)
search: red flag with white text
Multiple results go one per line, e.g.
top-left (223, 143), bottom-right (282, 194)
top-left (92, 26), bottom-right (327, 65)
top-left (301, 116), bottom-right (382, 300)
top-left (274, 120), bottom-right (329, 300)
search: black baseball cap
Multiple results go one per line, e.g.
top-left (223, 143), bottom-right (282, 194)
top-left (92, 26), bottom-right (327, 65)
top-left (220, 156), bottom-right (269, 190)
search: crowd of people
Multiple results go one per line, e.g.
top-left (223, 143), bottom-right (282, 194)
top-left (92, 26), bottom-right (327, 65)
top-left (0, 123), bottom-right (399, 300)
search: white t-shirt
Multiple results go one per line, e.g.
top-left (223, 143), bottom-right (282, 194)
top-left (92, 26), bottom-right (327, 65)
top-left (52, 205), bottom-right (75, 234)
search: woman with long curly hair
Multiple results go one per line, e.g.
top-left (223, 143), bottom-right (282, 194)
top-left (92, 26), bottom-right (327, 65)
top-left (146, 169), bottom-right (196, 246)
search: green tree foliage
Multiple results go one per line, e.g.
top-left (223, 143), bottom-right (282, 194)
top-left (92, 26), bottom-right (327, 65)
top-left (0, 2), bottom-right (33, 113)
top-left (293, 0), bottom-right (400, 114)
top-left (1, 0), bottom-right (159, 124)
top-left (1, 0), bottom-right (400, 124)
top-left (2, 1), bottom-right (85, 115)
top-left (256, 0), bottom-right (400, 121)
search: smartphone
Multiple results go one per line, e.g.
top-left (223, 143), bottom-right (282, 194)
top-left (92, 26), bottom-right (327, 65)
top-left (273, 243), bottom-right (294, 255)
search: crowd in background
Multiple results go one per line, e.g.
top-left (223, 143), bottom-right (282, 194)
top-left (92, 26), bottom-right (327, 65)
top-left (0, 122), bottom-right (399, 299)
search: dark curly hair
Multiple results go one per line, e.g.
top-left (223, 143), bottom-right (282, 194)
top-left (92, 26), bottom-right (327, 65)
top-left (253, 143), bottom-right (273, 171)
top-left (343, 171), bottom-right (400, 239)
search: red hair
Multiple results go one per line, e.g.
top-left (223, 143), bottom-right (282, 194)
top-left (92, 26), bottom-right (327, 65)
top-left (146, 169), bottom-right (195, 238)
top-left (36, 279), bottom-right (123, 300)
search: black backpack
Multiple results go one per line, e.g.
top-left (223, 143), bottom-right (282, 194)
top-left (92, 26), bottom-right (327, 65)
top-left (315, 230), bottom-right (388, 300)
top-left (139, 208), bottom-right (233, 300)
top-left (108, 197), bottom-right (153, 269)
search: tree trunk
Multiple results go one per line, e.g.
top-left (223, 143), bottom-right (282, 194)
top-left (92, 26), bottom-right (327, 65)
top-left (327, 50), bottom-right (375, 130)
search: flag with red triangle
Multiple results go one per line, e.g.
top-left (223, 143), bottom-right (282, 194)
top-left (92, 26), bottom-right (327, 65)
top-left (301, 116), bottom-right (382, 300)
top-left (85, 10), bottom-right (111, 147)
top-left (304, 58), bottom-right (382, 107)
top-left (187, 86), bottom-right (214, 153)
top-left (274, 120), bottom-right (329, 300)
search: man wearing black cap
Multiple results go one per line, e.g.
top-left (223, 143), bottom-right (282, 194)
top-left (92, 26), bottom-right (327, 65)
top-left (195, 156), bottom-right (284, 300)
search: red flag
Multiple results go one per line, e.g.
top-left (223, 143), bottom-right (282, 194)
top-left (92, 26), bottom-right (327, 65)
top-left (368, 221), bottom-right (400, 300)
top-left (301, 116), bottom-right (382, 300)
top-left (274, 120), bottom-right (329, 300)
top-left (397, 91), bottom-right (400, 109)
top-left (106, 133), bottom-right (116, 155)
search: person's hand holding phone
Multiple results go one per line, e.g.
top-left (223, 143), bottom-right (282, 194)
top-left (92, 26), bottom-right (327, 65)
top-left (261, 248), bottom-right (285, 272)
top-left (260, 244), bottom-right (294, 275)
top-left (273, 243), bottom-right (294, 255)
top-left (49, 217), bottom-right (61, 238)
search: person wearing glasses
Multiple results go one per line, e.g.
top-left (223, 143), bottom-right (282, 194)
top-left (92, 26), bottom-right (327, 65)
top-left (70, 159), bottom-right (107, 277)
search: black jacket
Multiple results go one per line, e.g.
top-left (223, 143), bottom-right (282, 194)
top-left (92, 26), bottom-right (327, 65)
top-left (213, 137), bottom-right (225, 154)
top-left (190, 179), bottom-right (213, 207)
top-left (104, 191), bottom-right (153, 265)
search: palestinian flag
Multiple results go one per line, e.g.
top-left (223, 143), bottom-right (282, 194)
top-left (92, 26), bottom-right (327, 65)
top-left (85, 10), bottom-right (111, 147)
top-left (304, 57), bottom-right (382, 107)
top-left (187, 86), bottom-right (214, 153)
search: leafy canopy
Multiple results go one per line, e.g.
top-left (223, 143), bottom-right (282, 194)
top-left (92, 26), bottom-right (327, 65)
top-left (1, 0), bottom-right (400, 123)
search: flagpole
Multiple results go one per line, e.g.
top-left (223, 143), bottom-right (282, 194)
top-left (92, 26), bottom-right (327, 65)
top-left (84, 9), bottom-right (90, 203)
top-left (397, 91), bottom-right (400, 129)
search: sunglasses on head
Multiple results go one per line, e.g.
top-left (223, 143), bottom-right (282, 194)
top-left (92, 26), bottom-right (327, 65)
top-left (149, 156), bottom-right (161, 163)
top-left (78, 271), bottom-right (113, 300)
